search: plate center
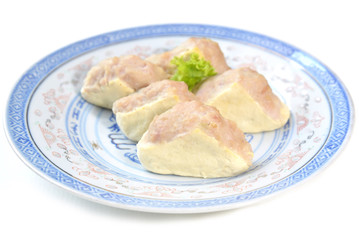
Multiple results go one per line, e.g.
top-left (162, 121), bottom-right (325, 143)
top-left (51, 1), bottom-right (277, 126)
top-left (65, 95), bottom-right (293, 185)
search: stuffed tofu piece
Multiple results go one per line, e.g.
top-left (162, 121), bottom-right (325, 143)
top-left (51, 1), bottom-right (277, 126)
top-left (81, 55), bottom-right (168, 109)
top-left (196, 68), bottom-right (290, 133)
top-left (137, 100), bottom-right (253, 178)
top-left (112, 80), bottom-right (196, 142)
top-left (146, 37), bottom-right (230, 75)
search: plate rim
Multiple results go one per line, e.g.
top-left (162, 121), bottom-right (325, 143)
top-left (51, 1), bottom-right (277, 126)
top-left (4, 23), bottom-right (355, 213)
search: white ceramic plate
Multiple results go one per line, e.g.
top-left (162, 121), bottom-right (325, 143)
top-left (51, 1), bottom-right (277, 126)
top-left (5, 24), bottom-right (354, 213)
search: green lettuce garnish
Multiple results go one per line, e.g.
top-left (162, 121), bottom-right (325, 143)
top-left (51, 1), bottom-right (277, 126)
top-left (170, 52), bottom-right (217, 91)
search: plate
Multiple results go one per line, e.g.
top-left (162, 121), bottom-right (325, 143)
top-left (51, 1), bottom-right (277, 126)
top-left (5, 24), bottom-right (354, 213)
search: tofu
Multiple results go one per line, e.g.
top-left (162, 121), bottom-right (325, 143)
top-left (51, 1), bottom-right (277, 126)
top-left (196, 68), bottom-right (290, 133)
top-left (112, 80), bottom-right (196, 141)
top-left (81, 55), bottom-right (168, 108)
top-left (137, 100), bottom-right (253, 178)
top-left (146, 37), bottom-right (230, 75)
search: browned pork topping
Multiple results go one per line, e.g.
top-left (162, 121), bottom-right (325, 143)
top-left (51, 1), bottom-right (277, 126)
top-left (143, 100), bottom-right (253, 164)
top-left (113, 80), bottom-right (196, 113)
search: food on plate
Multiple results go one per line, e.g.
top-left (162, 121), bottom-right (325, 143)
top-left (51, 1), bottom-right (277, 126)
top-left (79, 37), bottom-right (291, 179)
top-left (81, 55), bottom-right (168, 108)
top-left (137, 100), bottom-right (253, 178)
top-left (146, 37), bottom-right (229, 89)
top-left (112, 80), bottom-right (196, 141)
top-left (196, 67), bottom-right (290, 132)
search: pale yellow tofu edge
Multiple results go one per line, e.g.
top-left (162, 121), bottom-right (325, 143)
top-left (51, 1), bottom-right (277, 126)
top-left (115, 95), bottom-right (180, 141)
top-left (81, 78), bottom-right (134, 109)
top-left (137, 128), bottom-right (253, 178)
top-left (206, 82), bottom-right (290, 133)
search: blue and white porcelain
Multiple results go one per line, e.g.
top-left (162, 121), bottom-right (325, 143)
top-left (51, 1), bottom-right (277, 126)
top-left (5, 24), bottom-right (354, 213)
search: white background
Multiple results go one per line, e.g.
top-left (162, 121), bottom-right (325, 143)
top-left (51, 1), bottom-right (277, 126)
top-left (1, 0), bottom-right (358, 239)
